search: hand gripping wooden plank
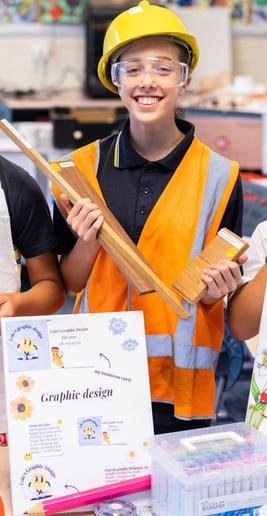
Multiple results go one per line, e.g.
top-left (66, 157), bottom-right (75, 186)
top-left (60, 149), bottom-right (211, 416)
top-left (172, 228), bottom-right (249, 304)
top-left (0, 118), bottom-right (190, 319)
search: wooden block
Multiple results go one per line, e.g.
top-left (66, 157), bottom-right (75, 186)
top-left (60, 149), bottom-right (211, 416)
top-left (172, 228), bottom-right (249, 304)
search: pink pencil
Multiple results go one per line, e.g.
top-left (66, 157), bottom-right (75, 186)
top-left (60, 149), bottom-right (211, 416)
top-left (25, 474), bottom-right (151, 515)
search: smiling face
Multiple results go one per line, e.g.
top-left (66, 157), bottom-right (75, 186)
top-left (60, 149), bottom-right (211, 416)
top-left (116, 37), bottom-right (190, 131)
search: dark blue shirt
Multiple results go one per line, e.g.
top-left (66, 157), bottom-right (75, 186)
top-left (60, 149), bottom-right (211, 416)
top-left (0, 155), bottom-right (57, 258)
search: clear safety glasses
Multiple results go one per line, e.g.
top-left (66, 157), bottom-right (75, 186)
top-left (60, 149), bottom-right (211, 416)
top-left (111, 57), bottom-right (189, 88)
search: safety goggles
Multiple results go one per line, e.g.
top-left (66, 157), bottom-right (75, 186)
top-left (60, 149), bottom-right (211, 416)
top-left (111, 57), bottom-right (189, 88)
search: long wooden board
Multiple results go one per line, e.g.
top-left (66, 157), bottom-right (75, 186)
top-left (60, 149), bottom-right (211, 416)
top-left (0, 118), bottom-right (190, 319)
top-left (51, 160), bottom-right (156, 296)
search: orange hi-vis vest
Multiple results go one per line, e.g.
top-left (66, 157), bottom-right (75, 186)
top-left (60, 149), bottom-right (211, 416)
top-left (52, 136), bottom-right (239, 420)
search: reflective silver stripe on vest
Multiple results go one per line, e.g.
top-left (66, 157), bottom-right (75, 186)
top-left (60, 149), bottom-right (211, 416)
top-left (146, 333), bottom-right (219, 369)
top-left (78, 283), bottom-right (89, 313)
top-left (146, 334), bottom-right (173, 357)
top-left (77, 140), bottom-right (100, 314)
top-left (148, 150), bottom-right (233, 370)
top-left (190, 150), bottom-right (232, 260)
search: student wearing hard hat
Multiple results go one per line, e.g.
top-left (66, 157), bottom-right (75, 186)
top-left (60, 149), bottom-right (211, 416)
top-left (53, 1), bottom-right (246, 433)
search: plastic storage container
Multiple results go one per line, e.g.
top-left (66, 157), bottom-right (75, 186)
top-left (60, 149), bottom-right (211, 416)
top-left (150, 422), bottom-right (267, 516)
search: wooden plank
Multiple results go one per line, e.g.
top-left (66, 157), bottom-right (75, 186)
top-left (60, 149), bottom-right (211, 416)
top-left (0, 118), bottom-right (190, 320)
top-left (51, 160), bottom-right (156, 295)
top-left (0, 119), bottom-right (151, 295)
top-left (52, 160), bottom-right (190, 318)
top-left (172, 228), bottom-right (249, 304)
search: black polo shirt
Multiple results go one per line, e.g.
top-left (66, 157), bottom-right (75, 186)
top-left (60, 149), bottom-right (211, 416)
top-left (53, 118), bottom-right (243, 253)
top-left (0, 155), bottom-right (57, 258)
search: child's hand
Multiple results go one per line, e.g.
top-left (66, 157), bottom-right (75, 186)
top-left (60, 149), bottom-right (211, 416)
top-left (200, 256), bottom-right (247, 304)
top-left (60, 193), bottom-right (73, 215)
top-left (0, 293), bottom-right (19, 317)
top-left (60, 195), bottom-right (104, 243)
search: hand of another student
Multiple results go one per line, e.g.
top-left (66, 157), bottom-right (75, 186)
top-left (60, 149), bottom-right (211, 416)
top-left (200, 254), bottom-right (248, 304)
top-left (60, 194), bottom-right (104, 243)
top-left (0, 293), bottom-right (19, 318)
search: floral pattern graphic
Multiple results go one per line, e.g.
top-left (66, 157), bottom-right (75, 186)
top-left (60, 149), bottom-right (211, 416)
top-left (16, 375), bottom-right (35, 392)
top-left (247, 373), bottom-right (267, 429)
top-left (121, 339), bottom-right (139, 351)
top-left (10, 396), bottom-right (33, 420)
top-left (109, 317), bottom-right (127, 336)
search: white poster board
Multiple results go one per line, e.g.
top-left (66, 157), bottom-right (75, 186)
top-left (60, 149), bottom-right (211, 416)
top-left (246, 286), bottom-right (267, 434)
top-left (1, 311), bottom-right (153, 516)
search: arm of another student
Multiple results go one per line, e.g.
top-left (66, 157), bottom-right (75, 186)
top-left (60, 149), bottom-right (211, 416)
top-left (0, 252), bottom-right (66, 318)
top-left (227, 263), bottom-right (267, 341)
top-left (227, 220), bottom-right (267, 340)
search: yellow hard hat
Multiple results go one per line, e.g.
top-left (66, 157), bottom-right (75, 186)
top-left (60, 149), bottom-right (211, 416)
top-left (97, 0), bottom-right (199, 95)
